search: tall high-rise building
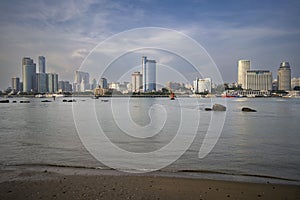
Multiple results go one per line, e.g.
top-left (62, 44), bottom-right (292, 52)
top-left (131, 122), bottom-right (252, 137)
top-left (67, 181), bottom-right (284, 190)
top-left (38, 56), bottom-right (46, 73)
top-left (99, 77), bottom-right (108, 89)
top-left (277, 62), bottom-right (291, 91)
top-left (238, 60), bottom-right (250, 89)
top-left (142, 56), bottom-right (156, 92)
top-left (11, 77), bottom-right (20, 91)
top-left (53, 73), bottom-right (58, 92)
top-left (36, 73), bottom-right (48, 93)
top-left (131, 71), bottom-right (142, 92)
top-left (47, 73), bottom-right (54, 93)
top-left (246, 70), bottom-right (272, 91)
top-left (47, 73), bottom-right (58, 93)
top-left (74, 71), bottom-right (90, 92)
top-left (22, 57), bottom-right (36, 93)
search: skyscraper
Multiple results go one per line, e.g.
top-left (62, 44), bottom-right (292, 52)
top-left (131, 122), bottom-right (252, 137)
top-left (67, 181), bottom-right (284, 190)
top-left (99, 77), bottom-right (108, 89)
top-left (47, 73), bottom-right (58, 93)
top-left (36, 73), bottom-right (48, 93)
top-left (38, 56), bottom-right (46, 73)
top-left (246, 70), bottom-right (272, 91)
top-left (238, 60), bottom-right (250, 89)
top-left (22, 57), bottom-right (36, 93)
top-left (47, 73), bottom-right (54, 93)
top-left (142, 56), bottom-right (156, 92)
top-left (11, 77), bottom-right (20, 91)
top-left (131, 71), bottom-right (142, 92)
top-left (91, 78), bottom-right (98, 90)
top-left (277, 62), bottom-right (291, 91)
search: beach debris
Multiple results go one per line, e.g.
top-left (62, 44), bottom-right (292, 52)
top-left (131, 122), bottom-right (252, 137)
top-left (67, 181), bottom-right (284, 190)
top-left (205, 108), bottom-right (212, 111)
top-left (242, 107), bottom-right (257, 112)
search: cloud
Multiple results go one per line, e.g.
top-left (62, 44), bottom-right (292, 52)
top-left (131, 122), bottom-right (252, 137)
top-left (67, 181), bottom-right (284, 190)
top-left (0, 0), bottom-right (299, 89)
top-left (72, 48), bottom-right (90, 59)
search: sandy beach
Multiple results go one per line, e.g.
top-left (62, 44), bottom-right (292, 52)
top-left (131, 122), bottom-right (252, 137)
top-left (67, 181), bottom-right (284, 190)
top-left (0, 165), bottom-right (299, 200)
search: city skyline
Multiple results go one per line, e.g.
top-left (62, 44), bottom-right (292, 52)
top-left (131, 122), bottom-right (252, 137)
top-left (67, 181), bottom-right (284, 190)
top-left (0, 1), bottom-right (299, 90)
top-left (3, 54), bottom-right (300, 94)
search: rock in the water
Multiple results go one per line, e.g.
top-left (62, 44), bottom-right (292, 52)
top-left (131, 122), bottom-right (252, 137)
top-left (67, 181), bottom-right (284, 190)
top-left (0, 100), bottom-right (9, 103)
top-left (205, 108), bottom-right (212, 111)
top-left (212, 104), bottom-right (226, 111)
top-left (242, 107), bottom-right (257, 112)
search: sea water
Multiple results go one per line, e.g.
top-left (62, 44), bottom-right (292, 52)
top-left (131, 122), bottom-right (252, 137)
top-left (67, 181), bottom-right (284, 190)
top-left (0, 97), bottom-right (299, 184)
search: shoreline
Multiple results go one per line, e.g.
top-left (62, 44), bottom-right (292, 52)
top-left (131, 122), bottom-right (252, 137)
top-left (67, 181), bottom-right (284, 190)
top-left (1, 165), bottom-right (299, 200)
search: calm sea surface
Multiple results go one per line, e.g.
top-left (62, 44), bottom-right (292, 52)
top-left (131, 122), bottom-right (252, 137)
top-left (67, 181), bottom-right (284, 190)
top-left (0, 97), bottom-right (299, 184)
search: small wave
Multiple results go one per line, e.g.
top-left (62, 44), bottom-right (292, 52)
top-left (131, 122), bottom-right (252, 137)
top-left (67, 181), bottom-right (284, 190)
top-left (177, 169), bottom-right (300, 182)
top-left (1, 163), bottom-right (114, 171)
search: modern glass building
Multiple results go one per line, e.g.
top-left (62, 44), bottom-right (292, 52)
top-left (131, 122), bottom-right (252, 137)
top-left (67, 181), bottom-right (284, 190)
top-left (22, 57), bottom-right (36, 93)
top-left (142, 56), bottom-right (156, 92)
top-left (36, 73), bottom-right (48, 93)
top-left (277, 62), bottom-right (291, 91)
top-left (38, 56), bottom-right (46, 73)
top-left (238, 60), bottom-right (250, 89)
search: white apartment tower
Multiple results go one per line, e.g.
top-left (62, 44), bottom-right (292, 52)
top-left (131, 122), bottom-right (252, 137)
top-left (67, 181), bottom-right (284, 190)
top-left (131, 71), bottom-right (142, 93)
top-left (238, 60), bottom-right (250, 89)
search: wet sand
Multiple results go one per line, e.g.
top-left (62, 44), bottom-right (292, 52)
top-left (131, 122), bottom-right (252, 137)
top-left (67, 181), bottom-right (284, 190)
top-left (0, 166), bottom-right (299, 200)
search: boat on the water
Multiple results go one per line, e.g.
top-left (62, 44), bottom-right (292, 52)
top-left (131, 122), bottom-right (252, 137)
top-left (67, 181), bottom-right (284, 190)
top-left (170, 92), bottom-right (175, 100)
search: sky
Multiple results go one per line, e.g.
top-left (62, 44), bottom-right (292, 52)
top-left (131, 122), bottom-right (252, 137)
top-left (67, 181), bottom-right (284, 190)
top-left (0, 0), bottom-right (299, 90)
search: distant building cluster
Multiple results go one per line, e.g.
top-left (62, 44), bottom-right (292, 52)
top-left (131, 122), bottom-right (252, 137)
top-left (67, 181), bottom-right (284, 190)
top-left (237, 59), bottom-right (295, 92)
top-left (11, 56), bottom-right (72, 94)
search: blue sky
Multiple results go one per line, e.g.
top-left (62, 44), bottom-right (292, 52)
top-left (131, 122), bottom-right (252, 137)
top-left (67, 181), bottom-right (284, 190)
top-left (0, 0), bottom-right (299, 89)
